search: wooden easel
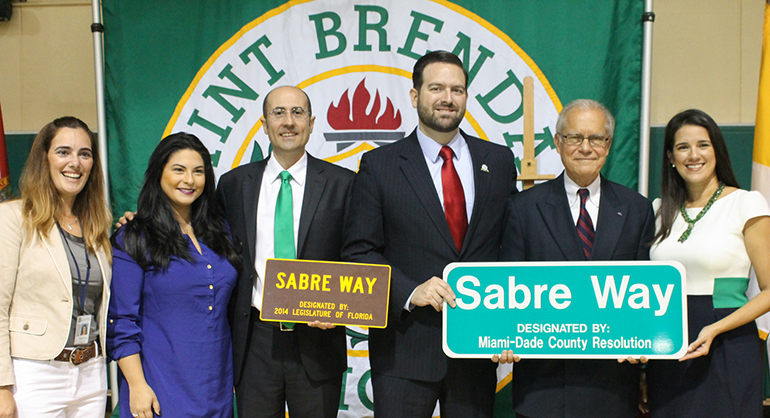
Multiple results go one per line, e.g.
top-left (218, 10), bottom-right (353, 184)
top-left (518, 76), bottom-right (555, 190)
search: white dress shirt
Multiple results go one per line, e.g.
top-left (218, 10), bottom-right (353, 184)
top-left (564, 174), bottom-right (601, 228)
top-left (252, 153), bottom-right (307, 310)
top-left (416, 128), bottom-right (475, 220)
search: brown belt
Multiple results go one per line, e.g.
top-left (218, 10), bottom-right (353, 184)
top-left (54, 342), bottom-right (98, 365)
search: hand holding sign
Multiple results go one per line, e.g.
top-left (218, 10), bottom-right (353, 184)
top-left (412, 276), bottom-right (456, 311)
top-left (307, 321), bottom-right (336, 330)
top-left (491, 350), bottom-right (520, 364)
top-left (618, 355), bottom-right (648, 364)
top-left (680, 323), bottom-right (720, 361)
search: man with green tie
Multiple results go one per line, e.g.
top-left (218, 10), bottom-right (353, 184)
top-left (217, 86), bottom-right (354, 418)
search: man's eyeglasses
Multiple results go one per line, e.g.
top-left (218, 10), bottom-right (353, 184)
top-left (266, 107), bottom-right (310, 120)
top-left (557, 133), bottom-right (610, 148)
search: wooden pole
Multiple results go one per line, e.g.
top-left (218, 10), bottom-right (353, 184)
top-left (518, 76), bottom-right (554, 189)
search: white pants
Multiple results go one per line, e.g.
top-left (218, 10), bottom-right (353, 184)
top-left (12, 356), bottom-right (107, 418)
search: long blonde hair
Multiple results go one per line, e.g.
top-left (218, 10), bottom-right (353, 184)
top-left (19, 117), bottom-right (112, 255)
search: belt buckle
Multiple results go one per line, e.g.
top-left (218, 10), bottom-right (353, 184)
top-left (68, 343), bottom-right (94, 365)
top-left (69, 346), bottom-right (86, 365)
top-left (279, 323), bottom-right (295, 332)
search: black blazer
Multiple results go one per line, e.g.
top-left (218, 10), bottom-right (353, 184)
top-left (500, 173), bottom-right (655, 418)
top-left (217, 154), bottom-right (354, 385)
top-left (342, 129), bottom-right (518, 382)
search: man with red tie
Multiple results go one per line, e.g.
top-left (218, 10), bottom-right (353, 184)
top-left (342, 50), bottom-right (518, 418)
top-left (497, 100), bottom-right (655, 418)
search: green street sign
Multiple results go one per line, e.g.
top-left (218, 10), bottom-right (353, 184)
top-left (442, 261), bottom-right (688, 359)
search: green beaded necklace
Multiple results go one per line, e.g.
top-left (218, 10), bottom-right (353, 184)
top-left (677, 182), bottom-right (725, 243)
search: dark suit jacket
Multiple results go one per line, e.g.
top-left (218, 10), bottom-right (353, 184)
top-left (342, 129), bottom-right (518, 382)
top-left (217, 154), bottom-right (354, 385)
top-left (500, 173), bottom-right (655, 418)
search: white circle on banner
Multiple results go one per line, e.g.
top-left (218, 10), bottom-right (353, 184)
top-left (164, 0), bottom-right (563, 181)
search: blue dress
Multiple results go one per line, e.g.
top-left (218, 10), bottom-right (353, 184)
top-left (108, 229), bottom-right (237, 418)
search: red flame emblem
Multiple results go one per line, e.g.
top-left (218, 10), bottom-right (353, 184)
top-left (327, 79), bottom-right (401, 130)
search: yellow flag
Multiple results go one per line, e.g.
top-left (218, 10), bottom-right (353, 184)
top-left (749, 0), bottom-right (770, 339)
top-left (756, 2), bottom-right (770, 177)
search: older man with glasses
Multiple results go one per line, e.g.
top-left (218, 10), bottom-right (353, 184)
top-left (495, 99), bottom-right (655, 418)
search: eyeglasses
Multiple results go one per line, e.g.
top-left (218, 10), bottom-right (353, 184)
top-left (558, 133), bottom-right (610, 148)
top-left (266, 107), bottom-right (310, 120)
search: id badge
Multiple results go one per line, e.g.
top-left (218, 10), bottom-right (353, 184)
top-left (74, 315), bottom-right (92, 345)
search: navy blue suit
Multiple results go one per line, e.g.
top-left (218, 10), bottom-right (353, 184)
top-left (500, 173), bottom-right (655, 418)
top-left (342, 129), bottom-right (518, 417)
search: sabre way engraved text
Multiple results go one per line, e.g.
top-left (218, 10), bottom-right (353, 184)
top-left (454, 275), bottom-right (674, 316)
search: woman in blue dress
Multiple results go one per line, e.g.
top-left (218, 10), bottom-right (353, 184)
top-left (108, 133), bottom-right (241, 418)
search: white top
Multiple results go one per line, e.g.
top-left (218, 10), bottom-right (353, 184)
top-left (650, 190), bottom-right (770, 295)
top-left (252, 153), bottom-right (307, 310)
top-left (564, 173), bottom-right (600, 227)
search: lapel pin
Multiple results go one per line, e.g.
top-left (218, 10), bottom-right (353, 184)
top-left (481, 164), bottom-right (489, 172)
top-left (617, 212), bottom-right (623, 217)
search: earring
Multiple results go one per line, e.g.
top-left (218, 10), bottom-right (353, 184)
top-left (671, 164), bottom-right (675, 168)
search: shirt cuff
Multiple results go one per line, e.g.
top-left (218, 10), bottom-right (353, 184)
top-left (109, 341), bottom-right (141, 362)
top-left (404, 288), bottom-right (417, 311)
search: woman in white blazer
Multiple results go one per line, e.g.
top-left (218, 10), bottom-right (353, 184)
top-left (0, 117), bottom-right (112, 417)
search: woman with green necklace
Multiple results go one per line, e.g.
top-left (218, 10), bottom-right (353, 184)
top-left (647, 109), bottom-right (770, 417)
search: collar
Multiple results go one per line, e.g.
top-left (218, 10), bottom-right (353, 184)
top-left (564, 173), bottom-right (601, 207)
top-left (416, 128), bottom-right (466, 163)
top-left (265, 152), bottom-right (308, 186)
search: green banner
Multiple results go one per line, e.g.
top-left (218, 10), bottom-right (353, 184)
top-left (104, 1), bottom-right (644, 416)
top-left (443, 261), bottom-right (688, 359)
top-left (104, 0), bottom-right (643, 215)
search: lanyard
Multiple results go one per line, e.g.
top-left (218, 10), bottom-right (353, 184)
top-left (57, 223), bottom-right (91, 315)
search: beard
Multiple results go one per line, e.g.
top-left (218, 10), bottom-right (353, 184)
top-left (416, 100), bottom-right (464, 133)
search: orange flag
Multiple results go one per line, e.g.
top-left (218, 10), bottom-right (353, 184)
top-left (0, 102), bottom-right (11, 201)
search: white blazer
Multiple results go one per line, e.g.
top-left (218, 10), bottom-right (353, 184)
top-left (0, 200), bottom-right (111, 385)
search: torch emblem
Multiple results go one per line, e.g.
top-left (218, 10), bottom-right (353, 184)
top-left (325, 79), bottom-right (405, 152)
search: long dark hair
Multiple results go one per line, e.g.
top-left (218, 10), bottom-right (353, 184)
top-left (653, 109), bottom-right (740, 244)
top-left (112, 132), bottom-right (241, 271)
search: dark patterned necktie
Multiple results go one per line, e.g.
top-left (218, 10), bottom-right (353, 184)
top-left (576, 188), bottom-right (595, 259)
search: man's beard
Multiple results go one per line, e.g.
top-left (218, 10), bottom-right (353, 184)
top-left (417, 100), bottom-right (464, 133)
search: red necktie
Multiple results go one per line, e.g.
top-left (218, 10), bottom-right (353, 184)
top-left (576, 188), bottom-right (595, 259)
top-left (439, 146), bottom-right (467, 252)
